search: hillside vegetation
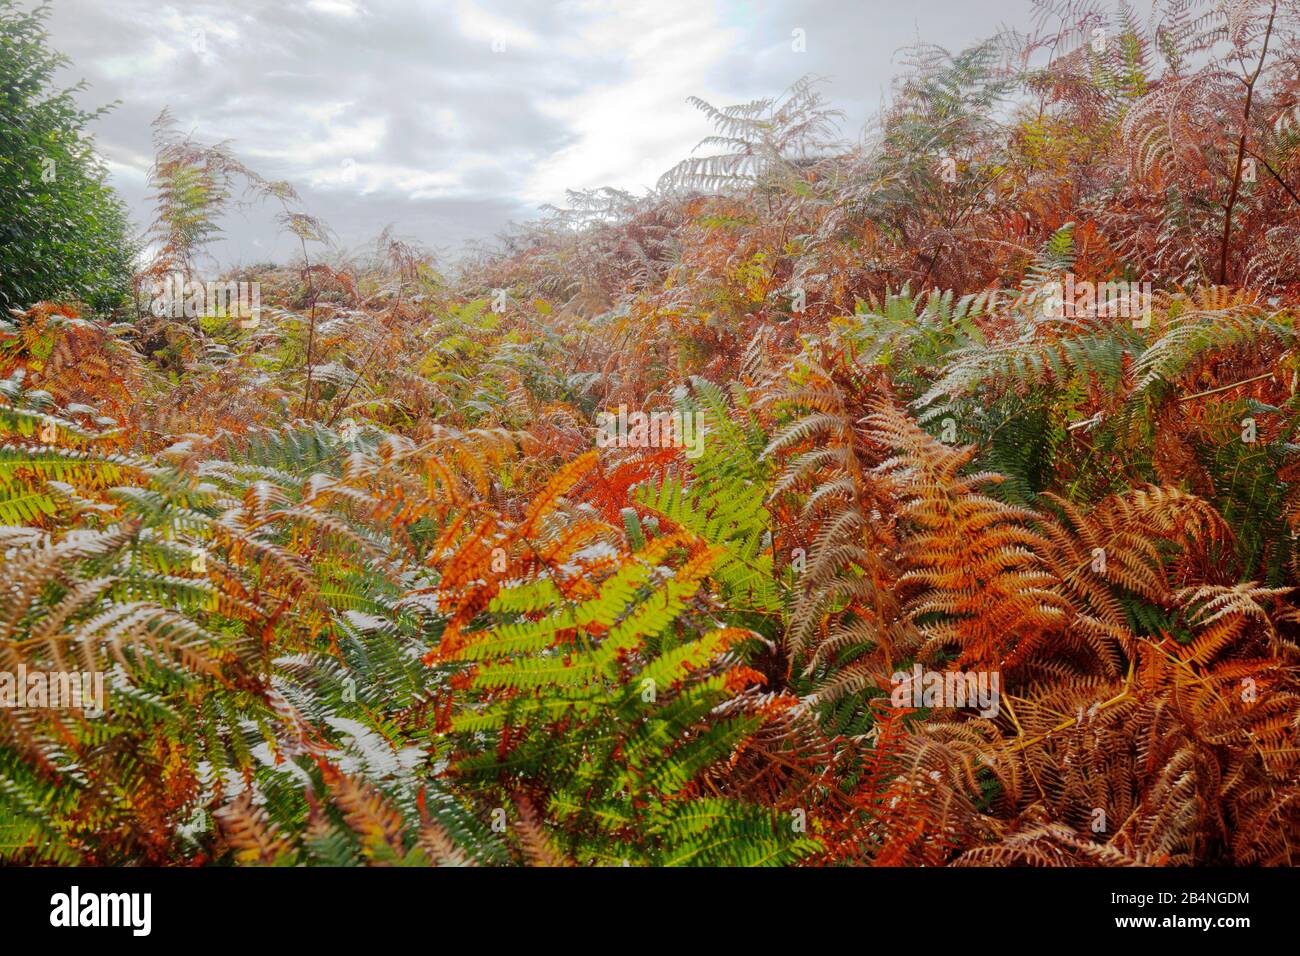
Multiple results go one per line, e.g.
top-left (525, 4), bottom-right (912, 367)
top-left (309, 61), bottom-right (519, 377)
top-left (2, 0), bottom-right (1300, 866)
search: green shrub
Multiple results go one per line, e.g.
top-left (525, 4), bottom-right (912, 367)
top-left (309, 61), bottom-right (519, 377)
top-left (0, 0), bottom-right (135, 315)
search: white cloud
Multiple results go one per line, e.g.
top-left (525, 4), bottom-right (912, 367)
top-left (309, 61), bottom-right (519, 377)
top-left (454, 0), bottom-right (541, 51)
top-left (243, 113), bottom-right (387, 167)
top-left (307, 160), bottom-right (458, 198)
top-left (522, 0), bottom-right (739, 204)
top-left (91, 6), bottom-right (241, 78)
top-left (308, 0), bottom-right (366, 17)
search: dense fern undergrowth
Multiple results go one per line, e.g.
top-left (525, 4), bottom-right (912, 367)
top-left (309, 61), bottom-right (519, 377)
top-left (4, 0), bottom-right (1300, 866)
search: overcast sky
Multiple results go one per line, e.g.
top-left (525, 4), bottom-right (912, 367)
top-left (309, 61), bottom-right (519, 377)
top-left (41, 0), bottom-right (1023, 269)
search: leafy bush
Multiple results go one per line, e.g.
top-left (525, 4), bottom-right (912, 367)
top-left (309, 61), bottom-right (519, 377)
top-left (0, 0), bottom-right (135, 314)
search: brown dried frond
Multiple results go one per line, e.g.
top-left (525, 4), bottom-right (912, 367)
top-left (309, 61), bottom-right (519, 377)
top-left (513, 793), bottom-right (574, 867)
top-left (214, 792), bottom-right (294, 865)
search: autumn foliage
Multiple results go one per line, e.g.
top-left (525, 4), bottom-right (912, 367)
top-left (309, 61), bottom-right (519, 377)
top-left (2, 0), bottom-right (1300, 866)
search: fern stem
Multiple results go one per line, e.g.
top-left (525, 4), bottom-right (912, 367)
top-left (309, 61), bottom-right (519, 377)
top-left (1178, 372), bottom-right (1273, 403)
top-left (1244, 146), bottom-right (1300, 211)
top-left (1217, 1), bottom-right (1278, 285)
